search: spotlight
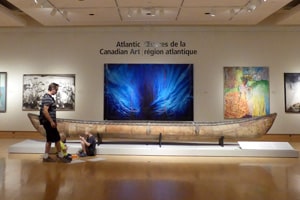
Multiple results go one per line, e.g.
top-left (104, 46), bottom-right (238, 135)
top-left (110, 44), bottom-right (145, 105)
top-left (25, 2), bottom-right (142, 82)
top-left (62, 10), bottom-right (68, 18)
top-left (230, 8), bottom-right (240, 15)
top-left (247, 4), bottom-right (256, 12)
top-left (159, 8), bottom-right (164, 16)
top-left (230, 0), bottom-right (264, 21)
top-left (127, 8), bottom-right (133, 17)
top-left (246, 0), bottom-right (257, 13)
top-left (137, 8), bottom-right (141, 15)
top-left (50, 8), bottom-right (57, 16)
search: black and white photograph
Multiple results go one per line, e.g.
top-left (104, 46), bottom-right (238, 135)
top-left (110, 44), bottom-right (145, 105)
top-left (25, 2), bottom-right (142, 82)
top-left (284, 73), bottom-right (300, 113)
top-left (23, 74), bottom-right (75, 111)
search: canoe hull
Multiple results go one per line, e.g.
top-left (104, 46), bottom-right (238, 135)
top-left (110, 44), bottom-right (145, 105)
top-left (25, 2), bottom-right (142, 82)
top-left (27, 113), bottom-right (277, 142)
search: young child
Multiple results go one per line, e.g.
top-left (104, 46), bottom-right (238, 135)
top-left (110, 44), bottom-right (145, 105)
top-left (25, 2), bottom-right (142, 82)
top-left (78, 129), bottom-right (96, 157)
top-left (59, 133), bottom-right (72, 161)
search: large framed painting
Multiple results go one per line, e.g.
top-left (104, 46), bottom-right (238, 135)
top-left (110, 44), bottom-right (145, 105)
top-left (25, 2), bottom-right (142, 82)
top-left (104, 63), bottom-right (194, 121)
top-left (0, 72), bottom-right (7, 112)
top-left (224, 66), bottom-right (270, 119)
top-left (284, 73), bottom-right (300, 113)
top-left (23, 74), bottom-right (75, 111)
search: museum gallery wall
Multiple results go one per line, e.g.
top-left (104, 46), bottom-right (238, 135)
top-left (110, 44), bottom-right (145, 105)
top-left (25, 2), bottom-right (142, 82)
top-left (0, 66), bottom-right (289, 120)
top-left (0, 27), bottom-right (300, 133)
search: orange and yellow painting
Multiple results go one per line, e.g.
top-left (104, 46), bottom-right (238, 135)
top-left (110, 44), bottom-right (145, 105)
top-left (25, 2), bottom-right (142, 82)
top-left (224, 67), bottom-right (269, 119)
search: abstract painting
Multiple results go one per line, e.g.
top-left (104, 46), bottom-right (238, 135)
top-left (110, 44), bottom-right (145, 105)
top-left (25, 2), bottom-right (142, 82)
top-left (224, 66), bottom-right (269, 119)
top-left (104, 63), bottom-right (194, 121)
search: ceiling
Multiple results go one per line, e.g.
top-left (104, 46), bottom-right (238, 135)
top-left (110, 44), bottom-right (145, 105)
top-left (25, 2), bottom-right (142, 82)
top-left (0, 0), bottom-right (300, 27)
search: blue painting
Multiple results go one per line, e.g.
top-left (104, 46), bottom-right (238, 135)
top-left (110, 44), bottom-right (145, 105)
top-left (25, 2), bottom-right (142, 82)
top-left (0, 72), bottom-right (7, 112)
top-left (104, 64), bottom-right (194, 121)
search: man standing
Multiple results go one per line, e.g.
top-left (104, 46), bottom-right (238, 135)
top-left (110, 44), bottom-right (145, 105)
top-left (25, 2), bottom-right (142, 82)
top-left (39, 82), bottom-right (70, 163)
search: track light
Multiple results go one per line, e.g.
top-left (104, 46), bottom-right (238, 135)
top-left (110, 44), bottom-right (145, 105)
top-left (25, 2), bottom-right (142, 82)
top-left (229, 0), bottom-right (267, 21)
top-left (137, 8), bottom-right (141, 15)
top-left (126, 7), bottom-right (164, 18)
top-left (247, 4), bottom-right (256, 12)
top-left (62, 10), bottom-right (68, 18)
top-left (50, 8), bottom-right (57, 16)
top-left (37, 0), bottom-right (70, 22)
top-left (246, 0), bottom-right (254, 12)
top-left (159, 8), bottom-right (164, 16)
top-left (127, 8), bottom-right (133, 17)
top-left (230, 8), bottom-right (240, 15)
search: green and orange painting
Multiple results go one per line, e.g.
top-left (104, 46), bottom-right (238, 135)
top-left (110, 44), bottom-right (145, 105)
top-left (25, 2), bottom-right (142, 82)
top-left (224, 67), bottom-right (269, 119)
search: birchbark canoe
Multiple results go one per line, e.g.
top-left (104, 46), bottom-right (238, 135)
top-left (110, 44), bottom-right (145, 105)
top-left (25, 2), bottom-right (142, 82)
top-left (27, 113), bottom-right (277, 144)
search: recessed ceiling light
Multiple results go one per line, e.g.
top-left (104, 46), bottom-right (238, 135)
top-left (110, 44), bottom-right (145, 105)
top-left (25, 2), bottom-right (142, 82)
top-left (205, 12), bottom-right (215, 17)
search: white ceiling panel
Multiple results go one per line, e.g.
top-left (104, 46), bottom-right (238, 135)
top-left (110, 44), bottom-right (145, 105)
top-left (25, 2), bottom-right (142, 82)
top-left (116, 0), bottom-right (182, 7)
top-left (49, 0), bottom-right (116, 8)
top-left (120, 8), bottom-right (179, 22)
top-left (66, 8), bottom-right (121, 25)
top-left (182, 0), bottom-right (248, 7)
top-left (21, 8), bottom-right (70, 25)
top-left (179, 8), bottom-right (234, 25)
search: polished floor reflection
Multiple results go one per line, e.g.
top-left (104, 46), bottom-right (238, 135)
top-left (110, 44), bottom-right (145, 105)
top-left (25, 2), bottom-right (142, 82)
top-left (0, 139), bottom-right (300, 200)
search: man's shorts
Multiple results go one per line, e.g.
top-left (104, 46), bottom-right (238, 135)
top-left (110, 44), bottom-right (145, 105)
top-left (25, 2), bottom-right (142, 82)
top-left (43, 121), bottom-right (61, 143)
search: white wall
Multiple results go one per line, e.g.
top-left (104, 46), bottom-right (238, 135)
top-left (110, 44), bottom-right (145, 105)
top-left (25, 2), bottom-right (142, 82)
top-left (0, 26), bottom-right (300, 133)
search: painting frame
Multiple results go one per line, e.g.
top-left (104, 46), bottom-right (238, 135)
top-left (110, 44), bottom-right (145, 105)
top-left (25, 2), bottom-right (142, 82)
top-left (22, 74), bottom-right (76, 111)
top-left (223, 66), bottom-right (270, 119)
top-left (0, 72), bottom-right (7, 112)
top-left (284, 73), bottom-right (300, 113)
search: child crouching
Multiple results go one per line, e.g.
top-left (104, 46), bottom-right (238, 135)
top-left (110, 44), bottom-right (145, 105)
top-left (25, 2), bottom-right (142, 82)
top-left (59, 133), bottom-right (72, 161)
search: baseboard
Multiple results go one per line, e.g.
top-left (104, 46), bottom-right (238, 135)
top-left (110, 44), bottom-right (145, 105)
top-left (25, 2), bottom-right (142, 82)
top-left (0, 131), bottom-right (44, 140)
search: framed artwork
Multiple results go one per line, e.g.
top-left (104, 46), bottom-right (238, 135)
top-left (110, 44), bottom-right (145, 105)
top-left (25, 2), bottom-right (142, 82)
top-left (104, 63), bottom-right (194, 121)
top-left (0, 72), bottom-right (7, 112)
top-left (284, 73), bottom-right (300, 113)
top-left (23, 74), bottom-right (75, 111)
top-left (224, 66), bottom-right (270, 119)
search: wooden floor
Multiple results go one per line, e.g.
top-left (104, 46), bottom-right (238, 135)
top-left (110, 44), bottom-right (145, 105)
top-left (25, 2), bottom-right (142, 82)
top-left (1, 139), bottom-right (300, 200)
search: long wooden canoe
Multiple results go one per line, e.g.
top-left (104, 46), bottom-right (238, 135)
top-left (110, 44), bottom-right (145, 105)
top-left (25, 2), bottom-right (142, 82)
top-left (28, 113), bottom-right (277, 145)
